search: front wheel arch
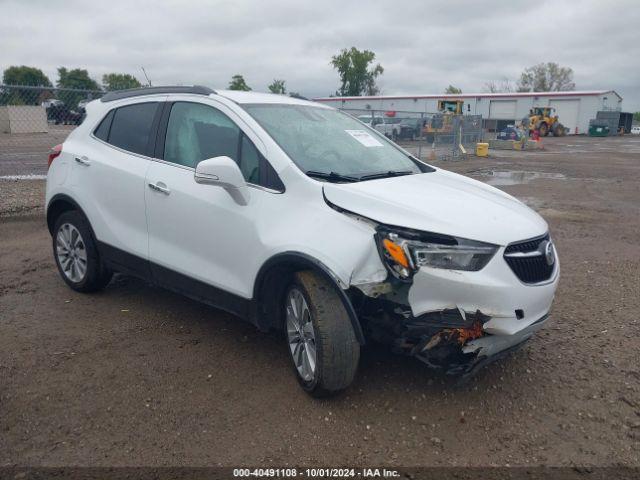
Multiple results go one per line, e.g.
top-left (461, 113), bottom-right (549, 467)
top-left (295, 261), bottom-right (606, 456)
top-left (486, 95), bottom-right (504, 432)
top-left (252, 252), bottom-right (365, 344)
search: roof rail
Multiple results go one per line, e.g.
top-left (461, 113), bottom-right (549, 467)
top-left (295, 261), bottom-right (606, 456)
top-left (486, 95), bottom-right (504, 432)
top-left (100, 85), bottom-right (215, 103)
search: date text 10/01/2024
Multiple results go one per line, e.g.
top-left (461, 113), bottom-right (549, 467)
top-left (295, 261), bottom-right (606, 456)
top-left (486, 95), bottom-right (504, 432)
top-left (233, 468), bottom-right (401, 478)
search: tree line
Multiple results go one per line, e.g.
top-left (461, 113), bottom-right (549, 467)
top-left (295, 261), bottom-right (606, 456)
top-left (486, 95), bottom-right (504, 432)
top-left (1, 56), bottom-right (579, 99)
top-left (0, 53), bottom-right (622, 105)
top-left (3, 66), bottom-right (143, 92)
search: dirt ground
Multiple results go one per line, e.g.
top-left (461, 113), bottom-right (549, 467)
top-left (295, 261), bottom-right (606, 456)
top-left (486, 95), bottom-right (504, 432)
top-left (1, 135), bottom-right (639, 468)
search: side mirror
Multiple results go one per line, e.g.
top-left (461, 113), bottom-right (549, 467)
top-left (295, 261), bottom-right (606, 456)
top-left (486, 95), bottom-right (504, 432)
top-left (194, 156), bottom-right (250, 206)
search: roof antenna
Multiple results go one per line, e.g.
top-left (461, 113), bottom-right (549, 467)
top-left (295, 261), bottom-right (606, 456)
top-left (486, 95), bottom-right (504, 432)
top-left (141, 67), bottom-right (152, 87)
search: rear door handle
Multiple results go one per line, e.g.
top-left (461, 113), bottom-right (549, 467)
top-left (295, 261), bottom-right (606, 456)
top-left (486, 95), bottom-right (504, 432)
top-left (148, 182), bottom-right (171, 195)
top-left (74, 156), bottom-right (90, 166)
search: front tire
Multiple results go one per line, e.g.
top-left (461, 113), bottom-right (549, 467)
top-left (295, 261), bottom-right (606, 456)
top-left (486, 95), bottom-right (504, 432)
top-left (53, 210), bottom-right (112, 292)
top-left (538, 122), bottom-right (548, 137)
top-left (284, 271), bottom-right (360, 397)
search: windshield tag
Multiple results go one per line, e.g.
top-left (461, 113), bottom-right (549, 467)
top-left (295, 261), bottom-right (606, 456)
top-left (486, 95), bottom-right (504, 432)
top-left (345, 130), bottom-right (384, 147)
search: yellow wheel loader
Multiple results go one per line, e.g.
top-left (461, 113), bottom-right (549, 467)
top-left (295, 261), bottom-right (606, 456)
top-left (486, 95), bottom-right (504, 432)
top-left (528, 107), bottom-right (566, 137)
top-left (423, 100), bottom-right (465, 143)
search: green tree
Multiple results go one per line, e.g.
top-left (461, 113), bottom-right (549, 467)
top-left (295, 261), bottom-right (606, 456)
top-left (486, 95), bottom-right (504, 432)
top-left (517, 62), bottom-right (575, 92)
top-left (3, 65), bottom-right (52, 87)
top-left (634, 112), bottom-right (640, 123)
top-left (228, 74), bottom-right (251, 91)
top-left (268, 79), bottom-right (286, 94)
top-left (1, 66), bottom-right (52, 105)
top-left (330, 47), bottom-right (384, 96)
top-left (56, 67), bottom-right (101, 109)
top-left (57, 67), bottom-right (100, 90)
top-left (444, 85), bottom-right (462, 94)
top-left (102, 73), bottom-right (142, 91)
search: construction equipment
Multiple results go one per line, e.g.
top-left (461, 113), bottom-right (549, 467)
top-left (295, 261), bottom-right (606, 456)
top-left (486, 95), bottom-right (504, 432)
top-left (527, 107), bottom-right (566, 137)
top-left (423, 99), bottom-right (465, 143)
top-left (437, 99), bottom-right (464, 114)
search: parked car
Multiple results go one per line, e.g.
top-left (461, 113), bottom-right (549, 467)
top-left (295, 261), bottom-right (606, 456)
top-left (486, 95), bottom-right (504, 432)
top-left (397, 117), bottom-right (423, 140)
top-left (46, 86), bottom-right (559, 397)
top-left (357, 114), bottom-right (401, 140)
top-left (45, 103), bottom-right (84, 125)
top-left (357, 114), bottom-right (383, 127)
top-left (631, 126), bottom-right (640, 135)
top-left (41, 99), bottom-right (64, 109)
top-left (377, 116), bottom-right (402, 139)
top-left (497, 125), bottom-right (523, 141)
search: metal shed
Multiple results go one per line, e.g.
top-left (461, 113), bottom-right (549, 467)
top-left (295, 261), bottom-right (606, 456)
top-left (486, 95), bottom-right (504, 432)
top-left (313, 90), bottom-right (623, 135)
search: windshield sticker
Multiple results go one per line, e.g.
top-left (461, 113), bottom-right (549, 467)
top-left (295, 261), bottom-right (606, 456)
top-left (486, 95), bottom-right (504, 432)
top-left (345, 130), bottom-right (384, 147)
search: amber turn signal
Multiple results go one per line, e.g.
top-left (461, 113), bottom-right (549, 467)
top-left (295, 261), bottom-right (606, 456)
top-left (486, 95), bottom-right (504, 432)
top-left (382, 238), bottom-right (409, 268)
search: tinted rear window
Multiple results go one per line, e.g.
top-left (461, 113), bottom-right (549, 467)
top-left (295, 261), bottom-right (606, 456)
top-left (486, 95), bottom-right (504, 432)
top-left (107, 103), bottom-right (159, 155)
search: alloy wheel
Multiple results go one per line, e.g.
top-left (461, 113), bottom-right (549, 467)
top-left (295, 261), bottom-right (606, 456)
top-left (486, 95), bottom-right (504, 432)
top-left (56, 223), bottom-right (88, 283)
top-left (286, 287), bottom-right (317, 382)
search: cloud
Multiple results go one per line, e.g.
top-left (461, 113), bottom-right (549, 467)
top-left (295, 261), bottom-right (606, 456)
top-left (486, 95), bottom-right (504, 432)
top-left (1, 0), bottom-right (639, 109)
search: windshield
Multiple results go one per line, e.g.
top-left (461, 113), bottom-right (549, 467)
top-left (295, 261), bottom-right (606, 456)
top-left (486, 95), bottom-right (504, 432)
top-left (243, 104), bottom-right (426, 181)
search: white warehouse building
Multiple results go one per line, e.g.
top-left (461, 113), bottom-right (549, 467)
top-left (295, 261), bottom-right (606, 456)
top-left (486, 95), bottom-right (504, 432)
top-left (313, 90), bottom-right (623, 135)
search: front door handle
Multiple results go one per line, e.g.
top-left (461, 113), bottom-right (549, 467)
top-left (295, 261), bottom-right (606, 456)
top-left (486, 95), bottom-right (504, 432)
top-left (148, 182), bottom-right (171, 195)
top-left (74, 156), bottom-right (91, 166)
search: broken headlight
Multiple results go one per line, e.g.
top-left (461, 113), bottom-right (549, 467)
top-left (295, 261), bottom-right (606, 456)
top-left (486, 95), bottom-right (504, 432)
top-left (377, 228), bottom-right (498, 279)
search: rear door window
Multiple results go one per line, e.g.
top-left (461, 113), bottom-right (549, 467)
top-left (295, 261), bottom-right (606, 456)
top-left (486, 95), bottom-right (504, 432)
top-left (106, 103), bottom-right (159, 155)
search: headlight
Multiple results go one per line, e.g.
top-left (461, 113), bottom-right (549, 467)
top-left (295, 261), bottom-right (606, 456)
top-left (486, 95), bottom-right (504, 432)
top-left (376, 228), bottom-right (498, 279)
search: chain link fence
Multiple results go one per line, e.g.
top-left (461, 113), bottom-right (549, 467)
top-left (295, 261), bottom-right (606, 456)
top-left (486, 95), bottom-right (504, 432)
top-left (340, 108), bottom-right (484, 162)
top-left (0, 85), bottom-right (104, 177)
top-left (0, 85), bottom-right (488, 178)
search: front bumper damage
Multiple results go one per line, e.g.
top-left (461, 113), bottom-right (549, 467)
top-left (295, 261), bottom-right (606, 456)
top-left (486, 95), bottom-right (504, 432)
top-left (351, 248), bottom-right (558, 377)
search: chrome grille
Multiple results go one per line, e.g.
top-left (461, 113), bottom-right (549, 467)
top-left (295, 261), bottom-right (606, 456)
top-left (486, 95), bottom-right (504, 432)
top-left (504, 234), bottom-right (555, 284)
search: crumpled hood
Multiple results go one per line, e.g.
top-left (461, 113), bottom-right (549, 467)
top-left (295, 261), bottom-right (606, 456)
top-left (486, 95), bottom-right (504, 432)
top-left (323, 169), bottom-right (548, 246)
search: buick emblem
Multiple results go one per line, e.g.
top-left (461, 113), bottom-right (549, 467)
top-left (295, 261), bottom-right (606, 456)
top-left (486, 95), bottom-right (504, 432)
top-left (539, 240), bottom-right (555, 266)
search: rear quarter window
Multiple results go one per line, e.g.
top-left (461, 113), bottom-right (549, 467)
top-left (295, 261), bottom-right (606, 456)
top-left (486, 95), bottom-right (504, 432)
top-left (93, 110), bottom-right (114, 141)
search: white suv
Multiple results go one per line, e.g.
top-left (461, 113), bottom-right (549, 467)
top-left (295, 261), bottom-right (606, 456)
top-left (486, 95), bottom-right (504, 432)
top-left (46, 86), bottom-right (559, 396)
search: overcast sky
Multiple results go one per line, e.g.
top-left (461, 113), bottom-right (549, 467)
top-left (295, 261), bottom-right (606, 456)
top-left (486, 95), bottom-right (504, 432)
top-left (2, 0), bottom-right (639, 110)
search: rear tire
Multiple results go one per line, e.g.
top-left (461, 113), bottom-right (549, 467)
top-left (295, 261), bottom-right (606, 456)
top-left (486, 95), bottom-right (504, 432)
top-left (284, 271), bottom-right (360, 397)
top-left (52, 210), bottom-right (112, 293)
top-left (553, 124), bottom-right (566, 137)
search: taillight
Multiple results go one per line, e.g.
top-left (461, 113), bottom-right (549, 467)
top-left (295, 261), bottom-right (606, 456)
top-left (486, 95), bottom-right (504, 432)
top-left (48, 144), bottom-right (62, 169)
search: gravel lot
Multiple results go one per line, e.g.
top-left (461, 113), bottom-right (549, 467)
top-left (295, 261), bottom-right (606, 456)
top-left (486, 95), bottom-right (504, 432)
top-left (1, 135), bottom-right (639, 467)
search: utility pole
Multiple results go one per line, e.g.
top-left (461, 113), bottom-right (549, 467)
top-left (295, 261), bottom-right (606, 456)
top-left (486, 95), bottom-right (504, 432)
top-left (141, 67), bottom-right (152, 87)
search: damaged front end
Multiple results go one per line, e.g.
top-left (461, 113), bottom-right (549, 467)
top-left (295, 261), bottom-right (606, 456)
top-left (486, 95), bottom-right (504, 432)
top-left (354, 290), bottom-right (498, 376)
top-left (348, 223), bottom-right (557, 378)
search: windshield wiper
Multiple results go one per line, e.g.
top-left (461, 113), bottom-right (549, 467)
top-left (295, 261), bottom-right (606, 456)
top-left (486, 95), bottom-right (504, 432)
top-left (305, 170), bottom-right (360, 183)
top-left (359, 170), bottom-right (415, 181)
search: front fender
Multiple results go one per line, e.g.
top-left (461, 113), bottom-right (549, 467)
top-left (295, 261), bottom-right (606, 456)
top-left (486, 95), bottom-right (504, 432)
top-left (252, 251), bottom-right (367, 344)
